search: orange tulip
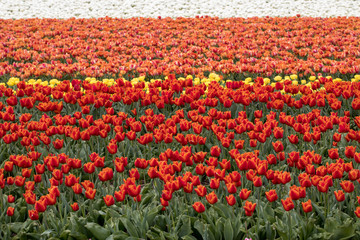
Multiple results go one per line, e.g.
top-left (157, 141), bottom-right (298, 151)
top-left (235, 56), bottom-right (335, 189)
top-left (206, 191), bottom-right (218, 204)
top-left (281, 197), bottom-right (294, 211)
top-left (28, 209), bottom-right (39, 220)
top-left (226, 194), bottom-right (236, 206)
top-left (192, 202), bottom-right (205, 213)
top-left (265, 189), bottom-right (278, 202)
top-left (243, 201), bottom-right (256, 216)
top-left (7, 207), bottom-right (14, 216)
top-left (71, 202), bottom-right (79, 211)
top-left (239, 188), bottom-right (251, 200)
top-left (301, 199), bottom-right (312, 213)
top-left (103, 195), bottom-right (115, 206)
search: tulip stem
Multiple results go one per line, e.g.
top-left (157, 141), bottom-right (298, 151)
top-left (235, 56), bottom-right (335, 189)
top-left (0, 189), bottom-right (3, 213)
top-left (58, 200), bottom-right (63, 224)
top-left (288, 211), bottom-right (292, 240)
top-left (325, 193), bottom-right (328, 218)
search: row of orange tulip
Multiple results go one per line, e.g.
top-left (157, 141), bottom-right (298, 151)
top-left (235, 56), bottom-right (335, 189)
top-left (1, 17), bottom-right (360, 80)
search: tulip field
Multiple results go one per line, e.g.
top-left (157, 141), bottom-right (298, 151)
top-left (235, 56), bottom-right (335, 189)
top-left (1, 16), bottom-right (360, 239)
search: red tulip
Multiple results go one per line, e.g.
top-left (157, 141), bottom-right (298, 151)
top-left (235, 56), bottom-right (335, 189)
top-left (317, 180), bottom-right (329, 193)
top-left (83, 162), bottom-right (95, 174)
top-left (348, 169), bottom-right (360, 181)
top-left (129, 168), bottom-right (140, 180)
top-left (265, 189), bottom-right (278, 202)
top-left (52, 169), bottom-right (63, 180)
top-left (239, 188), bottom-right (251, 200)
top-left (206, 191), bottom-right (218, 204)
top-left (226, 183), bottom-right (237, 194)
top-left (71, 202), bottom-right (79, 211)
top-left (192, 202), bottom-right (205, 213)
top-left (253, 176), bottom-right (262, 187)
top-left (355, 207), bottom-right (360, 218)
top-left (273, 127), bottom-right (284, 139)
top-left (301, 199), bottom-right (312, 213)
top-left (195, 185), bottom-right (207, 197)
top-left (289, 186), bottom-right (300, 200)
top-left (15, 176), bottom-right (25, 187)
top-left (345, 146), bottom-right (356, 159)
top-left (28, 209), bottom-right (39, 220)
top-left (183, 183), bottom-right (193, 193)
top-left (254, 110), bottom-right (262, 118)
top-left (98, 167), bottom-right (114, 182)
top-left (85, 188), bottom-right (96, 199)
top-left (230, 171), bottom-right (241, 182)
top-left (35, 164), bottom-right (45, 174)
top-left (25, 181), bottom-right (35, 191)
top-left (328, 148), bottom-right (339, 159)
top-left (8, 195), bottom-right (15, 203)
top-left (35, 199), bottom-right (47, 212)
top-left (249, 139), bottom-right (257, 148)
top-left (107, 142), bottom-right (118, 154)
top-left (303, 132), bottom-right (312, 142)
top-left (243, 201), bottom-right (256, 216)
top-left (340, 180), bottom-right (354, 193)
top-left (114, 190), bottom-right (126, 202)
top-left (281, 197), bottom-right (294, 211)
top-left (7, 207), bottom-right (14, 216)
top-left (72, 183), bottom-right (83, 194)
top-left (210, 178), bottom-right (220, 189)
top-left (272, 141), bottom-right (284, 152)
top-left (127, 185), bottom-right (141, 197)
top-left (210, 146), bottom-right (221, 158)
top-left (226, 194), bottom-right (236, 206)
top-left (103, 195), bottom-right (115, 206)
top-left (53, 139), bottom-right (64, 150)
top-left (65, 174), bottom-right (78, 187)
top-left (46, 194), bottom-right (57, 206)
top-left (234, 139), bottom-right (244, 149)
top-left (334, 190), bottom-right (345, 202)
top-left (4, 161), bottom-right (13, 172)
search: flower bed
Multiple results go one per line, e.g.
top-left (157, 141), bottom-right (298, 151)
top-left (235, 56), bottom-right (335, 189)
top-left (1, 17), bottom-right (360, 81)
top-left (0, 17), bottom-right (360, 239)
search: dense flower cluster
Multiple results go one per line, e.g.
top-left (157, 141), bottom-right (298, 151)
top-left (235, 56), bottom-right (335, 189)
top-left (1, 17), bottom-right (360, 81)
top-left (0, 73), bottom-right (359, 223)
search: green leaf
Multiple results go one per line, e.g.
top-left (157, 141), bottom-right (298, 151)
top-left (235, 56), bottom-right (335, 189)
top-left (70, 215), bottom-right (90, 236)
top-left (145, 205), bottom-right (163, 227)
top-left (59, 230), bottom-right (71, 239)
top-left (194, 220), bottom-right (205, 237)
top-left (9, 222), bottom-right (25, 234)
top-left (212, 203), bottom-right (233, 218)
top-left (178, 216), bottom-right (192, 238)
top-left (25, 232), bottom-right (42, 239)
top-left (224, 219), bottom-right (234, 240)
top-left (139, 195), bottom-right (153, 207)
top-left (182, 236), bottom-right (198, 240)
top-left (106, 208), bottom-right (122, 220)
top-left (120, 217), bottom-right (139, 237)
top-left (41, 230), bottom-right (55, 237)
top-left (85, 222), bottom-right (111, 240)
top-left (146, 230), bottom-right (161, 240)
top-left (215, 218), bottom-right (225, 240)
top-left (324, 217), bottom-right (355, 240)
top-left (312, 202), bottom-right (325, 222)
top-left (194, 220), bottom-right (215, 240)
top-left (69, 231), bottom-right (89, 240)
top-left (263, 203), bottom-right (275, 223)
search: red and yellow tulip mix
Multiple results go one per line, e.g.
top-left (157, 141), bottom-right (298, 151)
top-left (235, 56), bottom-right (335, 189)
top-left (0, 16), bottom-right (360, 239)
